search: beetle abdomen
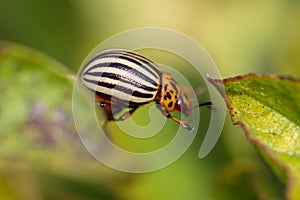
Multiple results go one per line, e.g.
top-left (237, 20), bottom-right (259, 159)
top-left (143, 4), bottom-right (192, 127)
top-left (81, 49), bottom-right (161, 104)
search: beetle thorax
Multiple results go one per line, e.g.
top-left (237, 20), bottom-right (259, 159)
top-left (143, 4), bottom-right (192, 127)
top-left (158, 73), bottom-right (181, 113)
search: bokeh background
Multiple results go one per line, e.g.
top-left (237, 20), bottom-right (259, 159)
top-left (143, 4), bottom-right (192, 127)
top-left (0, 0), bottom-right (299, 199)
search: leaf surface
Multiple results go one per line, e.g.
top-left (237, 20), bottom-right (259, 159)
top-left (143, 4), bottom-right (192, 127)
top-left (209, 73), bottom-right (300, 199)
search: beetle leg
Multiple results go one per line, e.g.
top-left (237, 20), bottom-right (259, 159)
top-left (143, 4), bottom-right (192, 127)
top-left (96, 102), bottom-right (121, 121)
top-left (156, 105), bottom-right (194, 132)
top-left (104, 109), bottom-right (115, 121)
top-left (168, 113), bottom-right (194, 132)
top-left (115, 107), bottom-right (138, 121)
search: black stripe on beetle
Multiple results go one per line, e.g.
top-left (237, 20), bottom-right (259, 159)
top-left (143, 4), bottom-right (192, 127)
top-left (95, 51), bottom-right (160, 79)
top-left (84, 71), bottom-right (157, 92)
top-left (117, 55), bottom-right (159, 79)
top-left (82, 77), bottom-right (154, 99)
top-left (85, 49), bottom-right (160, 79)
top-left (120, 51), bottom-right (160, 73)
top-left (83, 62), bottom-right (158, 87)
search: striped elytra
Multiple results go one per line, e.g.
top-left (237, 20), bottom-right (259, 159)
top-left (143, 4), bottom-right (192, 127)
top-left (80, 49), bottom-right (211, 131)
top-left (81, 49), bottom-right (161, 105)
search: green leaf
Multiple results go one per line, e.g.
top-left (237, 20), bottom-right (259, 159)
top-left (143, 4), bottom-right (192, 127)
top-left (0, 41), bottom-right (119, 200)
top-left (209, 73), bottom-right (300, 200)
top-left (0, 40), bottom-right (75, 151)
top-left (0, 40), bottom-right (75, 79)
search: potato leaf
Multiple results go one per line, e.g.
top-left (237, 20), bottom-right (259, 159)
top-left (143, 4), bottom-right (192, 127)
top-left (0, 41), bottom-right (118, 200)
top-left (209, 73), bottom-right (300, 200)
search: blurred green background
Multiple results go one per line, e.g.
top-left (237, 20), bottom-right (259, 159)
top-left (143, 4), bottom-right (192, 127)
top-left (0, 0), bottom-right (299, 199)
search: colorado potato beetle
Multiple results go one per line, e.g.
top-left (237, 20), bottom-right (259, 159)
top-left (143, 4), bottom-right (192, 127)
top-left (80, 49), bottom-right (211, 131)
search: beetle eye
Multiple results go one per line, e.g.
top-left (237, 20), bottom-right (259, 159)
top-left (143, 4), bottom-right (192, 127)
top-left (177, 97), bottom-right (182, 106)
top-left (175, 96), bottom-right (191, 116)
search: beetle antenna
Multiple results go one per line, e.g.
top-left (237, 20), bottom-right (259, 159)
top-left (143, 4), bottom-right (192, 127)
top-left (199, 101), bottom-right (212, 107)
top-left (193, 101), bottom-right (212, 109)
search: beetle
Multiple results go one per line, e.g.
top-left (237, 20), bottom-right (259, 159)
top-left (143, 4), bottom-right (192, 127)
top-left (80, 49), bottom-right (211, 131)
